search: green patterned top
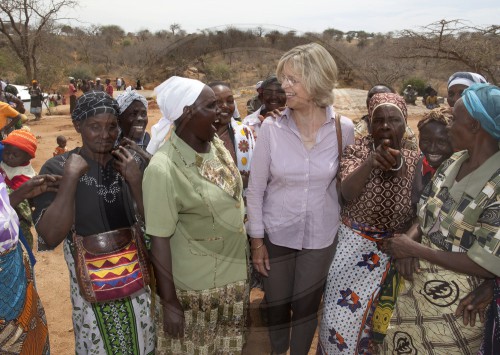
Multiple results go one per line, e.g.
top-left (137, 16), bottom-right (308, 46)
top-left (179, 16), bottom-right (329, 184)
top-left (417, 150), bottom-right (500, 276)
top-left (143, 132), bottom-right (248, 291)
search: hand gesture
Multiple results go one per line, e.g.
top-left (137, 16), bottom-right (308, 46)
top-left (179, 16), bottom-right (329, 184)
top-left (372, 139), bottom-right (401, 171)
top-left (455, 279), bottom-right (494, 326)
top-left (394, 257), bottom-right (420, 281)
top-left (112, 146), bottom-right (142, 184)
top-left (381, 233), bottom-right (418, 259)
top-left (64, 153), bottom-right (89, 178)
top-left (119, 137), bottom-right (151, 162)
top-left (17, 174), bottom-right (61, 199)
top-left (162, 299), bottom-right (185, 338)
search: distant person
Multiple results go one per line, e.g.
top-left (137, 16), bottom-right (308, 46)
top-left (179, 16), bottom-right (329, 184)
top-left (68, 77), bottom-right (77, 114)
top-left (243, 76), bottom-right (286, 140)
top-left (53, 135), bottom-right (68, 156)
top-left (0, 128), bottom-right (38, 248)
top-left (121, 77), bottom-right (126, 90)
top-left (0, 80), bottom-right (25, 114)
top-left (355, 84), bottom-right (418, 150)
top-left (246, 80), bottom-right (263, 115)
top-left (105, 78), bottom-right (114, 96)
top-left (94, 77), bottom-right (104, 91)
top-left (0, 101), bottom-right (22, 138)
top-left (28, 80), bottom-right (43, 121)
top-left (136, 79), bottom-right (143, 90)
top-left (447, 71), bottom-right (487, 107)
top-left (4, 80), bottom-right (18, 96)
top-left (116, 77), bottom-right (122, 91)
top-left (425, 89), bottom-right (440, 109)
top-left (79, 79), bottom-right (91, 93)
top-left (422, 83), bottom-right (434, 104)
top-left (403, 84), bottom-right (417, 105)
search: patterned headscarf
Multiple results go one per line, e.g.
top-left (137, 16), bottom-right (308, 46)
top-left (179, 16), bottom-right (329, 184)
top-left (447, 72), bottom-right (487, 89)
top-left (72, 90), bottom-right (119, 122)
top-left (462, 83), bottom-right (500, 140)
top-left (417, 107), bottom-right (451, 131)
top-left (368, 93), bottom-right (407, 124)
top-left (146, 76), bottom-right (205, 154)
top-left (116, 86), bottom-right (148, 115)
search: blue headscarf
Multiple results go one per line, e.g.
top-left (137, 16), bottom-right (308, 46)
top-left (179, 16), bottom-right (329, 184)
top-left (462, 83), bottom-right (500, 140)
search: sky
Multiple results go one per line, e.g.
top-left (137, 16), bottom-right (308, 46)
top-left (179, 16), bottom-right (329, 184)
top-left (61, 0), bottom-right (499, 35)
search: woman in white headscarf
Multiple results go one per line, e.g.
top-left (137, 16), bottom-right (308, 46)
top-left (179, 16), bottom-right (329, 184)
top-left (142, 76), bottom-right (249, 354)
top-left (447, 71), bottom-right (487, 107)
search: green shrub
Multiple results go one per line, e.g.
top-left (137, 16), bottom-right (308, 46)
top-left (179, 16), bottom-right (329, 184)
top-left (67, 66), bottom-right (94, 81)
top-left (205, 62), bottom-right (232, 82)
top-left (401, 78), bottom-right (426, 96)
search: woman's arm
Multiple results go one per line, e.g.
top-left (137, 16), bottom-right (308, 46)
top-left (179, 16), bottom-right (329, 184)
top-left (9, 174), bottom-right (60, 207)
top-left (35, 154), bottom-right (88, 248)
top-left (341, 139), bottom-right (401, 201)
top-left (383, 235), bottom-right (495, 278)
top-left (150, 236), bottom-right (184, 337)
top-left (246, 122), bottom-right (272, 276)
top-left (112, 146), bottom-right (144, 218)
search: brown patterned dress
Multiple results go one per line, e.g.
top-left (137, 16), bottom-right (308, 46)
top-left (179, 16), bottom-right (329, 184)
top-left (318, 136), bottom-right (420, 354)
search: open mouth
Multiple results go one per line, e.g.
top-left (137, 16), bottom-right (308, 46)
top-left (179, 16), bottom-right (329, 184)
top-left (426, 154), bottom-right (443, 164)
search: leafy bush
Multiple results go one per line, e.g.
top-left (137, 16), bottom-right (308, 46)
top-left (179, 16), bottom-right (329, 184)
top-left (67, 66), bottom-right (94, 80)
top-left (205, 62), bottom-right (232, 82)
top-left (401, 78), bottom-right (426, 96)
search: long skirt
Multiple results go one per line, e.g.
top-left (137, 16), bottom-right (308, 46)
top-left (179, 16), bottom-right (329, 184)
top-left (63, 240), bottom-right (155, 355)
top-left (318, 223), bottom-right (391, 354)
top-left (155, 280), bottom-right (249, 354)
top-left (382, 238), bottom-right (484, 354)
top-left (0, 245), bottom-right (50, 354)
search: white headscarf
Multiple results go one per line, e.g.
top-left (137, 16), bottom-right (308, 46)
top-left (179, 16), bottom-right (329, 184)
top-left (146, 76), bottom-right (206, 154)
top-left (447, 72), bottom-right (487, 89)
top-left (116, 86), bottom-right (148, 114)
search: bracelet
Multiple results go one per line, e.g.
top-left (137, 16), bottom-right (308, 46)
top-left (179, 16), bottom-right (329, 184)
top-left (251, 242), bottom-right (265, 250)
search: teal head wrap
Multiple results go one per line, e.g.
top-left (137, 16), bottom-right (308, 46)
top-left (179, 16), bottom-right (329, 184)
top-left (462, 83), bottom-right (500, 140)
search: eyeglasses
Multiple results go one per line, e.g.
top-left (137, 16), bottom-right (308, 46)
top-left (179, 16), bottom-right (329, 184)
top-left (280, 76), bottom-right (300, 86)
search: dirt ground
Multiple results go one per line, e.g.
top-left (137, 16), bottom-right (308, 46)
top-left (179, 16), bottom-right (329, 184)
top-left (27, 89), bottom-right (427, 354)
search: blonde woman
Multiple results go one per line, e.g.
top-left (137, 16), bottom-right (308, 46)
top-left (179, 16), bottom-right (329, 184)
top-left (247, 42), bottom-right (354, 354)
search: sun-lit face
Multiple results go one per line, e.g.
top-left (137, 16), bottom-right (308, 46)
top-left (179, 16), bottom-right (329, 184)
top-left (370, 105), bottom-right (406, 149)
top-left (119, 100), bottom-right (148, 143)
top-left (419, 121), bottom-right (453, 168)
top-left (447, 84), bottom-right (468, 108)
top-left (211, 84), bottom-right (235, 128)
top-left (279, 64), bottom-right (311, 110)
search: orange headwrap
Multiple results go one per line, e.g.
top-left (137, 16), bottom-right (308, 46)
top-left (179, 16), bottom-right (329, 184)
top-left (2, 129), bottom-right (38, 158)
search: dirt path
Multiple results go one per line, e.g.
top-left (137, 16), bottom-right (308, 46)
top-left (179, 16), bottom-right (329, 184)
top-left (28, 89), bottom-right (427, 354)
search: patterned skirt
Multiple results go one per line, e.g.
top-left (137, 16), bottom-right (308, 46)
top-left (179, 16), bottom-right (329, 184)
top-left (381, 238), bottom-right (484, 354)
top-left (155, 280), bottom-right (249, 354)
top-left (318, 223), bottom-right (391, 354)
top-left (63, 240), bottom-right (155, 355)
top-left (0, 245), bottom-right (50, 354)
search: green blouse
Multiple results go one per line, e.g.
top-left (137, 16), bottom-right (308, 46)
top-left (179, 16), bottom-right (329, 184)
top-left (143, 132), bottom-right (248, 291)
top-left (417, 150), bottom-right (500, 276)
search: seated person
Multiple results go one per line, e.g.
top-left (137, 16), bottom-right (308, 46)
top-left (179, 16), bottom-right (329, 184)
top-left (425, 89), bottom-right (440, 109)
top-left (403, 84), bottom-right (417, 105)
